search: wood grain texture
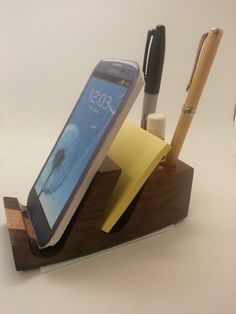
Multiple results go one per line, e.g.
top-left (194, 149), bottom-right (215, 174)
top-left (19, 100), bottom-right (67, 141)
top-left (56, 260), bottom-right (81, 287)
top-left (3, 159), bottom-right (193, 271)
top-left (5, 208), bottom-right (25, 230)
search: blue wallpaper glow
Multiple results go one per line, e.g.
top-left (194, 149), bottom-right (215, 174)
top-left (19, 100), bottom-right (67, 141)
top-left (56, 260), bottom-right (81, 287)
top-left (35, 76), bottom-right (127, 228)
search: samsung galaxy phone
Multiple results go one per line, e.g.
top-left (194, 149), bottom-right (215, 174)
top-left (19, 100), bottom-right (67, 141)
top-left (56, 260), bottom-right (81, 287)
top-left (26, 59), bottom-right (144, 248)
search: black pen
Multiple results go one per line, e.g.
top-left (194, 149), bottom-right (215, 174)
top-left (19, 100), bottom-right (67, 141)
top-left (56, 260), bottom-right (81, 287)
top-left (141, 25), bottom-right (165, 129)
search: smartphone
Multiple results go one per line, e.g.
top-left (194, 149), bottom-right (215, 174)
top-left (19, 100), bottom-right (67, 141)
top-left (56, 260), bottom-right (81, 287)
top-left (26, 59), bottom-right (144, 248)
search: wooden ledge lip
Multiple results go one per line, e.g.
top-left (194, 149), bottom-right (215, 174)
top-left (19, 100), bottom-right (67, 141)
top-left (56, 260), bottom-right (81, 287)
top-left (5, 208), bottom-right (25, 231)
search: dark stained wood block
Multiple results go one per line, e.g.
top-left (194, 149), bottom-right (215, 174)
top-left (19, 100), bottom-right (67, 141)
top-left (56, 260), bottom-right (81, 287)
top-left (3, 158), bottom-right (193, 271)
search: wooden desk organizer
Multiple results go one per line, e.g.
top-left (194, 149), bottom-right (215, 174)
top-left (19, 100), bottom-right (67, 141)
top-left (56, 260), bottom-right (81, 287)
top-left (3, 158), bottom-right (193, 271)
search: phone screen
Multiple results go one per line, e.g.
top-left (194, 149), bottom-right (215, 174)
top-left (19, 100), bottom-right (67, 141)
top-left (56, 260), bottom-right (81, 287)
top-left (34, 73), bottom-right (130, 228)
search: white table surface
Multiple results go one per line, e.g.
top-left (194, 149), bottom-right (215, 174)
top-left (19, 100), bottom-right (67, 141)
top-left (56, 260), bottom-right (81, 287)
top-left (1, 1), bottom-right (236, 313)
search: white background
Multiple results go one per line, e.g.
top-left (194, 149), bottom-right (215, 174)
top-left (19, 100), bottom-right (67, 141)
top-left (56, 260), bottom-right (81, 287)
top-left (0, 1), bottom-right (236, 313)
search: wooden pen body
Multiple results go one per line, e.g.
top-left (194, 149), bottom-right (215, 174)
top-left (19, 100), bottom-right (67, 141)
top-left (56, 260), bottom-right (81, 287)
top-left (164, 113), bottom-right (193, 167)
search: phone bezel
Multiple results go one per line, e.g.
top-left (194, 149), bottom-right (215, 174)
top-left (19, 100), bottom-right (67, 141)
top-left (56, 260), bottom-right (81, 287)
top-left (26, 59), bottom-right (141, 248)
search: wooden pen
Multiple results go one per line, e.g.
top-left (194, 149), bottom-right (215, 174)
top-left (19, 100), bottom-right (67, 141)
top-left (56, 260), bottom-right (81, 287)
top-left (164, 27), bottom-right (223, 167)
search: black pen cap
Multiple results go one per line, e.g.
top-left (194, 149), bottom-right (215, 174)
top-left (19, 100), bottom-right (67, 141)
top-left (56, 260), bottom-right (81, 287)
top-left (143, 25), bottom-right (165, 95)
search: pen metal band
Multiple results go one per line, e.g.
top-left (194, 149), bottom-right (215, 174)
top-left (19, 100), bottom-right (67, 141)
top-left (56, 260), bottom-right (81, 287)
top-left (182, 105), bottom-right (196, 116)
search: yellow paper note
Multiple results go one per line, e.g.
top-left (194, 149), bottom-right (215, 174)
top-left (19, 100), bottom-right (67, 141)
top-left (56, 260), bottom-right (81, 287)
top-left (101, 121), bottom-right (170, 233)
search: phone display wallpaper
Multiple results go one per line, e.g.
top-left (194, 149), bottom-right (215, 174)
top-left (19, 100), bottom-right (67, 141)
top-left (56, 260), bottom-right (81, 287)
top-left (34, 76), bottom-right (128, 228)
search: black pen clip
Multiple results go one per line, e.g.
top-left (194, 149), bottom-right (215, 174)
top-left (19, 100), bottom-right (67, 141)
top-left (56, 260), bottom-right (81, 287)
top-left (142, 29), bottom-right (156, 80)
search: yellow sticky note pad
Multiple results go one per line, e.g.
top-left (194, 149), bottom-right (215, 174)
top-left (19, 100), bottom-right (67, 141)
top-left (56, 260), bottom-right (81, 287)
top-left (101, 120), bottom-right (170, 233)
